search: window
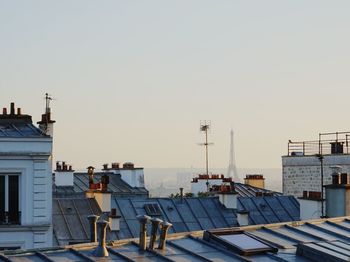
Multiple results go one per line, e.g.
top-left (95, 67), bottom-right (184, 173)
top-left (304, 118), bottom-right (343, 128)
top-left (0, 174), bottom-right (20, 225)
top-left (144, 203), bottom-right (162, 216)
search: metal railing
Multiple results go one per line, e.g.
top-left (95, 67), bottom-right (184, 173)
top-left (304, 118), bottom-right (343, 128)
top-left (287, 131), bottom-right (350, 156)
top-left (0, 211), bottom-right (21, 225)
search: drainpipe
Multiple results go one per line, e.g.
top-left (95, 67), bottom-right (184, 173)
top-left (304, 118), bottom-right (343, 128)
top-left (137, 215), bottom-right (151, 251)
top-left (94, 220), bottom-right (109, 257)
top-left (87, 215), bottom-right (99, 242)
top-left (158, 221), bottom-right (173, 250)
top-left (149, 218), bottom-right (163, 250)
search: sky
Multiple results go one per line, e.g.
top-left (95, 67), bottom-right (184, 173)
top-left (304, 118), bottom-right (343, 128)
top-left (0, 1), bottom-right (350, 170)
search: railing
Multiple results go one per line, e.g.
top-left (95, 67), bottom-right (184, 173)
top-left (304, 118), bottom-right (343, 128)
top-left (287, 131), bottom-right (350, 156)
top-left (0, 211), bottom-right (21, 225)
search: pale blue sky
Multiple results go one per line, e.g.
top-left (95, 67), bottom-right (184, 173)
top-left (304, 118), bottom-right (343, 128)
top-left (1, 1), bottom-right (349, 169)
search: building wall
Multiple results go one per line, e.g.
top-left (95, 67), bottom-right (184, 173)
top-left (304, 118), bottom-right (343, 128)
top-left (0, 138), bottom-right (52, 249)
top-left (282, 154), bottom-right (350, 197)
top-left (120, 169), bottom-right (145, 188)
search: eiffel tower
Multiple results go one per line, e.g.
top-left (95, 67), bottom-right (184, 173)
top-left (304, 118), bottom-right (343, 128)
top-left (227, 129), bottom-right (239, 181)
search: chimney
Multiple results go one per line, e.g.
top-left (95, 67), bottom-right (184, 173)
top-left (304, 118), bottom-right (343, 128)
top-left (2, 108), bottom-right (7, 115)
top-left (158, 221), bottom-right (173, 250)
top-left (87, 215), bottom-right (99, 242)
top-left (102, 163), bottom-right (109, 171)
top-left (94, 220), bottom-right (109, 257)
top-left (179, 188), bottom-right (184, 203)
top-left (149, 218), bottom-right (163, 250)
top-left (17, 108), bottom-right (21, 115)
top-left (54, 161), bottom-right (74, 187)
top-left (94, 184), bottom-right (111, 212)
top-left (37, 93), bottom-right (56, 137)
top-left (137, 215), bottom-right (151, 251)
top-left (108, 208), bottom-right (121, 231)
top-left (244, 174), bottom-right (265, 189)
top-left (119, 163), bottom-right (145, 188)
top-left (216, 185), bottom-right (238, 209)
top-left (101, 175), bottom-right (109, 192)
top-left (298, 191), bottom-right (323, 220)
top-left (237, 210), bottom-right (249, 226)
top-left (325, 170), bottom-right (350, 218)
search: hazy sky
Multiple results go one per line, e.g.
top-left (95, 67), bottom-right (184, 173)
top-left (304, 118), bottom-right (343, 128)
top-left (1, 1), bottom-right (349, 170)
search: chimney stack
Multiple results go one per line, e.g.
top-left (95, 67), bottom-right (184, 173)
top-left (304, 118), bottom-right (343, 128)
top-left (54, 161), bottom-right (74, 187)
top-left (149, 218), bottom-right (163, 250)
top-left (94, 220), bottom-right (109, 257)
top-left (158, 221), bottom-right (172, 250)
top-left (137, 215), bottom-right (151, 251)
top-left (87, 215), bottom-right (99, 242)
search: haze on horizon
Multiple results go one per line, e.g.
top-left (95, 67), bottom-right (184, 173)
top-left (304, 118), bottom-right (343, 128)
top-left (1, 1), bottom-right (349, 170)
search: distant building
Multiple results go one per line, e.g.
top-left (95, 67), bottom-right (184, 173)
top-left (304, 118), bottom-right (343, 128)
top-left (0, 103), bottom-right (54, 250)
top-left (282, 131), bottom-right (350, 197)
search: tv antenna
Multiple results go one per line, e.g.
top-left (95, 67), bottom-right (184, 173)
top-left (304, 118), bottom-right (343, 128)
top-left (198, 120), bottom-right (214, 191)
top-left (44, 93), bottom-right (55, 114)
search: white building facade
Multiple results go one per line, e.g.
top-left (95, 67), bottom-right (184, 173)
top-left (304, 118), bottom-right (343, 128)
top-left (0, 103), bottom-right (53, 250)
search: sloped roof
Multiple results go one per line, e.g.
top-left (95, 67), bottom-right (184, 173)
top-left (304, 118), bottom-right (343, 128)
top-left (0, 121), bottom-right (45, 138)
top-left (234, 182), bottom-right (281, 197)
top-left (4, 217), bottom-right (350, 261)
top-left (53, 172), bottom-right (148, 198)
top-left (52, 195), bottom-right (299, 246)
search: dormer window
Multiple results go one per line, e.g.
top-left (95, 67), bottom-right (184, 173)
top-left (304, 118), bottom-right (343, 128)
top-left (0, 174), bottom-right (20, 225)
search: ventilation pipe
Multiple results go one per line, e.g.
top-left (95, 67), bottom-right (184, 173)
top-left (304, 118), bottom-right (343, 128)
top-left (94, 220), bottom-right (109, 257)
top-left (87, 215), bottom-right (99, 242)
top-left (149, 218), bottom-right (163, 250)
top-left (158, 221), bottom-right (173, 249)
top-left (137, 215), bottom-right (151, 251)
top-left (179, 187), bottom-right (184, 203)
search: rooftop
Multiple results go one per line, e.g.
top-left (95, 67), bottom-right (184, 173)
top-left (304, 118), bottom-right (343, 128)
top-left (4, 216), bottom-right (350, 261)
top-left (53, 194), bottom-right (299, 246)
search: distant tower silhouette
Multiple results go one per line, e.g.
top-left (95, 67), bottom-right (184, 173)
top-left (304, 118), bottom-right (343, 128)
top-left (227, 129), bottom-right (239, 181)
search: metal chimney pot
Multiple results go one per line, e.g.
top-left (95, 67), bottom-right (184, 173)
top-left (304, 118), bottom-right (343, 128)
top-left (137, 215), bottom-right (151, 251)
top-left (94, 220), bottom-right (109, 257)
top-left (87, 215), bottom-right (99, 242)
top-left (149, 217), bottom-right (163, 250)
top-left (158, 221), bottom-right (173, 250)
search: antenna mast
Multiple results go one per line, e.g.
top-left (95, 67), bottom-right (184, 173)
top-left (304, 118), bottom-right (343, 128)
top-left (199, 120), bottom-right (213, 191)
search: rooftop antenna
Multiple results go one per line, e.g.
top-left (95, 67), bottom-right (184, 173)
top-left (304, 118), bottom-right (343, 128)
top-left (198, 120), bottom-right (214, 192)
top-left (45, 93), bottom-right (53, 114)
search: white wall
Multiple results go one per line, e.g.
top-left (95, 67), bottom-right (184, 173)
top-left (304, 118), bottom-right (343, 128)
top-left (299, 198), bottom-right (323, 220)
top-left (0, 137), bottom-right (52, 249)
top-left (120, 169), bottom-right (145, 188)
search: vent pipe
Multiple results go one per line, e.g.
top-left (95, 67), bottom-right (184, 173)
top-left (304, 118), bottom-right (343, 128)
top-left (158, 221), bottom-right (172, 250)
top-left (179, 187), bottom-right (184, 203)
top-left (149, 218), bottom-right (163, 250)
top-left (137, 215), bottom-right (151, 251)
top-left (87, 215), bottom-right (99, 242)
top-left (94, 220), bottom-right (109, 257)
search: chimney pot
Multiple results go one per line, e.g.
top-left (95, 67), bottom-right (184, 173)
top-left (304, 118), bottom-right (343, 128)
top-left (303, 191), bottom-right (308, 198)
top-left (87, 215), bottom-right (99, 242)
top-left (103, 163), bottom-right (108, 170)
top-left (158, 221), bottom-right (173, 250)
top-left (2, 108), bottom-right (7, 115)
top-left (137, 215), bottom-right (151, 250)
top-left (110, 208), bottom-right (117, 217)
top-left (332, 174), bottom-right (340, 185)
top-left (17, 108), bottom-right (21, 115)
top-left (10, 102), bottom-right (15, 115)
top-left (94, 220), bottom-right (109, 257)
top-left (149, 217), bottom-right (163, 250)
top-left (179, 188), bottom-right (184, 203)
top-left (341, 173), bottom-right (348, 185)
